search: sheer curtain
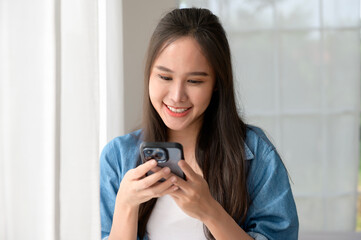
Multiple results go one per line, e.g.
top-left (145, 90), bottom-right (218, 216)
top-left (0, 0), bottom-right (178, 239)
top-left (0, 0), bottom-right (100, 239)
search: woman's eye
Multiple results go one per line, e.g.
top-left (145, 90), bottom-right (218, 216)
top-left (188, 80), bottom-right (203, 84)
top-left (158, 74), bottom-right (172, 81)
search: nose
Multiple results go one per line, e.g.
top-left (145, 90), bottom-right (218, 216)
top-left (169, 80), bottom-right (187, 103)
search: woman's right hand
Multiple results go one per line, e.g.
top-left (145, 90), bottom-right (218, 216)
top-left (109, 160), bottom-right (178, 240)
top-left (115, 159), bottom-right (178, 209)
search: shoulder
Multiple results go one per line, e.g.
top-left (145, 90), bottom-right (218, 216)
top-left (244, 125), bottom-right (288, 192)
top-left (102, 129), bottom-right (142, 154)
top-left (100, 129), bottom-right (143, 172)
top-left (244, 124), bottom-right (276, 161)
top-left (105, 129), bottom-right (142, 149)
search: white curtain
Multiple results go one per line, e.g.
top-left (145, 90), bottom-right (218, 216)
top-left (0, 0), bottom-right (100, 239)
top-left (0, 0), bottom-right (178, 239)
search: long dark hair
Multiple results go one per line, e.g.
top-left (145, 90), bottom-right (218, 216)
top-left (139, 8), bottom-right (249, 239)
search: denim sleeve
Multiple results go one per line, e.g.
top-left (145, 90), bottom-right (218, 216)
top-left (100, 141), bottom-right (121, 240)
top-left (244, 149), bottom-right (299, 240)
top-left (99, 138), bottom-right (145, 240)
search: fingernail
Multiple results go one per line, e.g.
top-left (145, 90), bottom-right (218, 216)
top-left (150, 160), bottom-right (157, 166)
top-left (173, 186), bottom-right (179, 191)
top-left (171, 177), bottom-right (177, 183)
top-left (163, 167), bottom-right (170, 174)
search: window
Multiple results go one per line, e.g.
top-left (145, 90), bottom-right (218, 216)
top-left (180, 0), bottom-right (361, 235)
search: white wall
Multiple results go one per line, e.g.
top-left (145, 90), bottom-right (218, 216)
top-left (105, 0), bottom-right (178, 144)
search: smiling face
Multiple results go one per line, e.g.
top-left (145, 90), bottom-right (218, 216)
top-left (149, 37), bottom-right (216, 134)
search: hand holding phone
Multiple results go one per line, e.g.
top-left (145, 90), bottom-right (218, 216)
top-left (140, 142), bottom-right (185, 180)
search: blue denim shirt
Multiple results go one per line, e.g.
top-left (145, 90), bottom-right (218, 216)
top-left (100, 125), bottom-right (299, 240)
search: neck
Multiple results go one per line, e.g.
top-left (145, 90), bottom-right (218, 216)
top-left (168, 127), bottom-right (198, 152)
top-left (167, 116), bottom-right (203, 148)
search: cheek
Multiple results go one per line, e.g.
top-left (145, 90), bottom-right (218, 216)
top-left (148, 79), bottom-right (156, 104)
top-left (148, 78), bottom-right (162, 107)
top-left (194, 88), bottom-right (214, 109)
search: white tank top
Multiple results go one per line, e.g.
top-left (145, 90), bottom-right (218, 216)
top-left (146, 195), bottom-right (207, 240)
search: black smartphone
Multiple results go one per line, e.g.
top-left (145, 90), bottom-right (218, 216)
top-left (140, 142), bottom-right (185, 180)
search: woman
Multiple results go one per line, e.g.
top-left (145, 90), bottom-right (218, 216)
top-left (100, 8), bottom-right (298, 240)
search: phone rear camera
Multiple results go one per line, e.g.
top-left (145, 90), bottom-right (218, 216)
top-left (155, 152), bottom-right (163, 159)
top-left (143, 147), bottom-right (168, 163)
top-left (153, 148), bottom-right (167, 163)
top-left (145, 149), bottom-right (153, 156)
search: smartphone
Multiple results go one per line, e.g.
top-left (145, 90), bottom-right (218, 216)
top-left (140, 142), bottom-right (185, 180)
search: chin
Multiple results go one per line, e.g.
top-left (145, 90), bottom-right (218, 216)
top-left (164, 121), bottom-right (188, 132)
top-left (165, 124), bottom-right (185, 132)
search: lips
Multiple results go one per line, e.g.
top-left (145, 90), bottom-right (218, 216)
top-left (164, 103), bottom-right (191, 117)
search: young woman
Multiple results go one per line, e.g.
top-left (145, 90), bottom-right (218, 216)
top-left (100, 8), bottom-right (299, 240)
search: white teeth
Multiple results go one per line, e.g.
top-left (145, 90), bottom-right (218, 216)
top-left (167, 105), bottom-right (189, 113)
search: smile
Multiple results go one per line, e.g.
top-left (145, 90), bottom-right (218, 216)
top-left (167, 105), bottom-right (190, 113)
top-left (164, 103), bottom-right (192, 117)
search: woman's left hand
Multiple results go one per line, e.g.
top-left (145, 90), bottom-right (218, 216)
top-left (168, 160), bottom-right (216, 221)
top-left (169, 160), bottom-right (254, 240)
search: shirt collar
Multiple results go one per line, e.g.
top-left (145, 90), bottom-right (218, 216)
top-left (244, 143), bottom-right (254, 160)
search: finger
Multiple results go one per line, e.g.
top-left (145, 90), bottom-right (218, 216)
top-left (161, 171), bottom-right (177, 180)
top-left (150, 166), bottom-right (162, 173)
top-left (170, 175), bottom-right (190, 193)
top-left (137, 167), bottom-right (172, 190)
top-left (168, 190), bottom-right (183, 199)
top-left (142, 168), bottom-right (175, 187)
top-left (178, 160), bottom-right (197, 181)
top-left (131, 160), bottom-right (157, 179)
top-left (144, 176), bottom-right (179, 197)
top-left (159, 185), bottom-right (179, 196)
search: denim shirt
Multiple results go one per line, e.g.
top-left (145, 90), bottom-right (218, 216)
top-left (100, 125), bottom-right (299, 240)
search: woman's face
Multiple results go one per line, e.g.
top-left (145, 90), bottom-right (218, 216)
top-left (149, 37), bottom-right (215, 133)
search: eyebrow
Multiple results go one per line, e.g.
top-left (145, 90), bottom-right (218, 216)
top-left (155, 65), bottom-right (209, 76)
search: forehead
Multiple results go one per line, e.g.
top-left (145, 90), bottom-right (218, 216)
top-left (153, 37), bottom-right (213, 73)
